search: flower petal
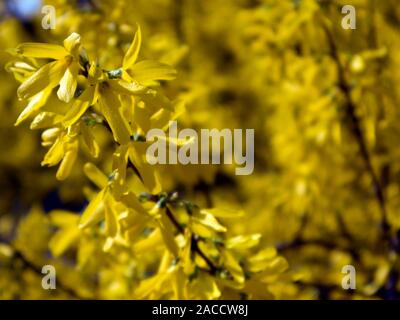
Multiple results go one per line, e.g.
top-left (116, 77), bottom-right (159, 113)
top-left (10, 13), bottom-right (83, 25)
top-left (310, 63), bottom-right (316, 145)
top-left (15, 87), bottom-right (52, 126)
top-left (128, 143), bottom-right (162, 194)
top-left (56, 141), bottom-right (78, 180)
top-left (104, 195), bottom-right (118, 237)
top-left (123, 25), bottom-right (142, 70)
top-left (6, 61), bottom-right (36, 83)
top-left (30, 112), bottom-right (63, 129)
top-left (63, 32), bottom-right (81, 56)
top-left (157, 214), bottom-right (179, 256)
top-left (83, 163), bottom-right (108, 189)
top-left (13, 43), bottom-right (68, 60)
top-left (49, 227), bottom-right (80, 257)
top-left (200, 208), bottom-right (244, 218)
top-left (127, 60), bottom-right (177, 85)
top-left (62, 85), bottom-right (96, 127)
top-left (41, 136), bottom-right (64, 167)
top-left (108, 79), bottom-right (147, 95)
top-left (193, 211), bottom-right (227, 232)
top-left (79, 188), bottom-right (106, 229)
top-left (98, 86), bottom-right (131, 144)
top-left (81, 124), bottom-right (100, 158)
top-left (17, 60), bottom-right (67, 100)
top-left (57, 62), bottom-right (79, 103)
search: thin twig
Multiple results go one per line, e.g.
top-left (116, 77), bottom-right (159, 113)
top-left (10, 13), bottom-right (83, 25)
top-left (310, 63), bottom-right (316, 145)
top-left (320, 19), bottom-right (390, 238)
top-left (165, 206), bottom-right (219, 275)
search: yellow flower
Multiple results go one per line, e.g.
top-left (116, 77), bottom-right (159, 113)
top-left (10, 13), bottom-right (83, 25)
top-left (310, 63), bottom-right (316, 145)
top-left (14, 33), bottom-right (82, 103)
top-left (4, 9), bottom-right (302, 300)
top-left (40, 121), bottom-right (99, 181)
top-left (48, 210), bottom-right (81, 257)
top-left (41, 125), bottom-right (80, 180)
top-left (185, 273), bottom-right (221, 299)
top-left (122, 25), bottom-right (177, 87)
top-left (62, 61), bottom-right (144, 144)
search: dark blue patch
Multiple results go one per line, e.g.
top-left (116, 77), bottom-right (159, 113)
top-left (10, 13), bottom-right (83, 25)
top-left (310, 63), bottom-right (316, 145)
top-left (42, 189), bottom-right (88, 213)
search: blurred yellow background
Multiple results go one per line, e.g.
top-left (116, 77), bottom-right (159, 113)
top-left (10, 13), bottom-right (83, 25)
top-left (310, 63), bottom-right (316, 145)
top-left (1, 0), bottom-right (400, 300)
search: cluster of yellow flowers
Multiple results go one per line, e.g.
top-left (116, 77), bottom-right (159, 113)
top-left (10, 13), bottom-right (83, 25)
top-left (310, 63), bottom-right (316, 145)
top-left (1, 6), bottom-right (289, 299)
top-left (1, 0), bottom-right (400, 300)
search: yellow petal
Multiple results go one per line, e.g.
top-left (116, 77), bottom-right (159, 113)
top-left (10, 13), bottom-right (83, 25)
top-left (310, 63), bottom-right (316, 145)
top-left (248, 247), bottom-right (277, 264)
top-left (119, 192), bottom-right (149, 216)
top-left (221, 250), bottom-right (245, 284)
top-left (187, 274), bottom-right (221, 299)
top-left (56, 142), bottom-right (78, 180)
top-left (41, 137), bottom-right (64, 167)
top-left (120, 211), bottom-right (148, 242)
top-left (57, 62), bottom-right (78, 103)
top-left (6, 61), bottom-right (36, 82)
top-left (133, 229), bottom-right (163, 254)
top-left (191, 223), bottom-right (214, 238)
top-left (140, 89), bottom-right (173, 111)
top-left (258, 257), bottom-right (289, 276)
top-left (248, 249), bottom-right (288, 275)
top-left (98, 86), bottom-right (131, 144)
top-left (104, 196), bottom-right (118, 237)
top-left (128, 60), bottom-right (177, 85)
top-left (247, 248), bottom-right (289, 274)
top-left (62, 85), bottom-right (96, 127)
top-left (49, 227), bottom-right (80, 257)
top-left (14, 43), bottom-right (68, 60)
top-left (83, 163), bottom-right (108, 189)
top-left (42, 127), bottom-right (60, 143)
top-left (173, 269), bottom-right (186, 300)
top-left (108, 79), bottom-right (147, 95)
top-left (134, 272), bottom-right (169, 299)
top-left (193, 211), bottom-right (227, 232)
top-left (157, 214), bottom-right (179, 256)
top-left (150, 100), bottom-right (185, 130)
top-left (133, 103), bottom-right (151, 132)
top-left (150, 109), bottom-right (173, 131)
top-left (63, 32), bottom-right (81, 56)
top-left (30, 112), bottom-right (63, 129)
top-left (15, 87), bottom-right (52, 126)
top-left (17, 60), bottom-right (67, 100)
top-left (226, 234), bottom-right (262, 249)
top-left (128, 143), bottom-right (162, 194)
top-left (111, 145), bottom-right (129, 197)
top-left (88, 62), bottom-right (102, 83)
top-left (182, 233), bottom-right (195, 275)
top-left (123, 25), bottom-right (142, 70)
top-left (81, 124), bottom-right (100, 158)
top-left (79, 188), bottom-right (106, 229)
top-left (49, 210), bottom-right (80, 227)
top-left (200, 208), bottom-right (244, 219)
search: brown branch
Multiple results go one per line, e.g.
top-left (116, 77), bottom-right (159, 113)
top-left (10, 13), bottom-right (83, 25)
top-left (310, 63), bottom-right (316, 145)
top-left (98, 111), bottom-right (220, 276)
top-left (165, 206), bottom-right (219, 275)
top-left (320, 19), bottom-right (390, 239)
